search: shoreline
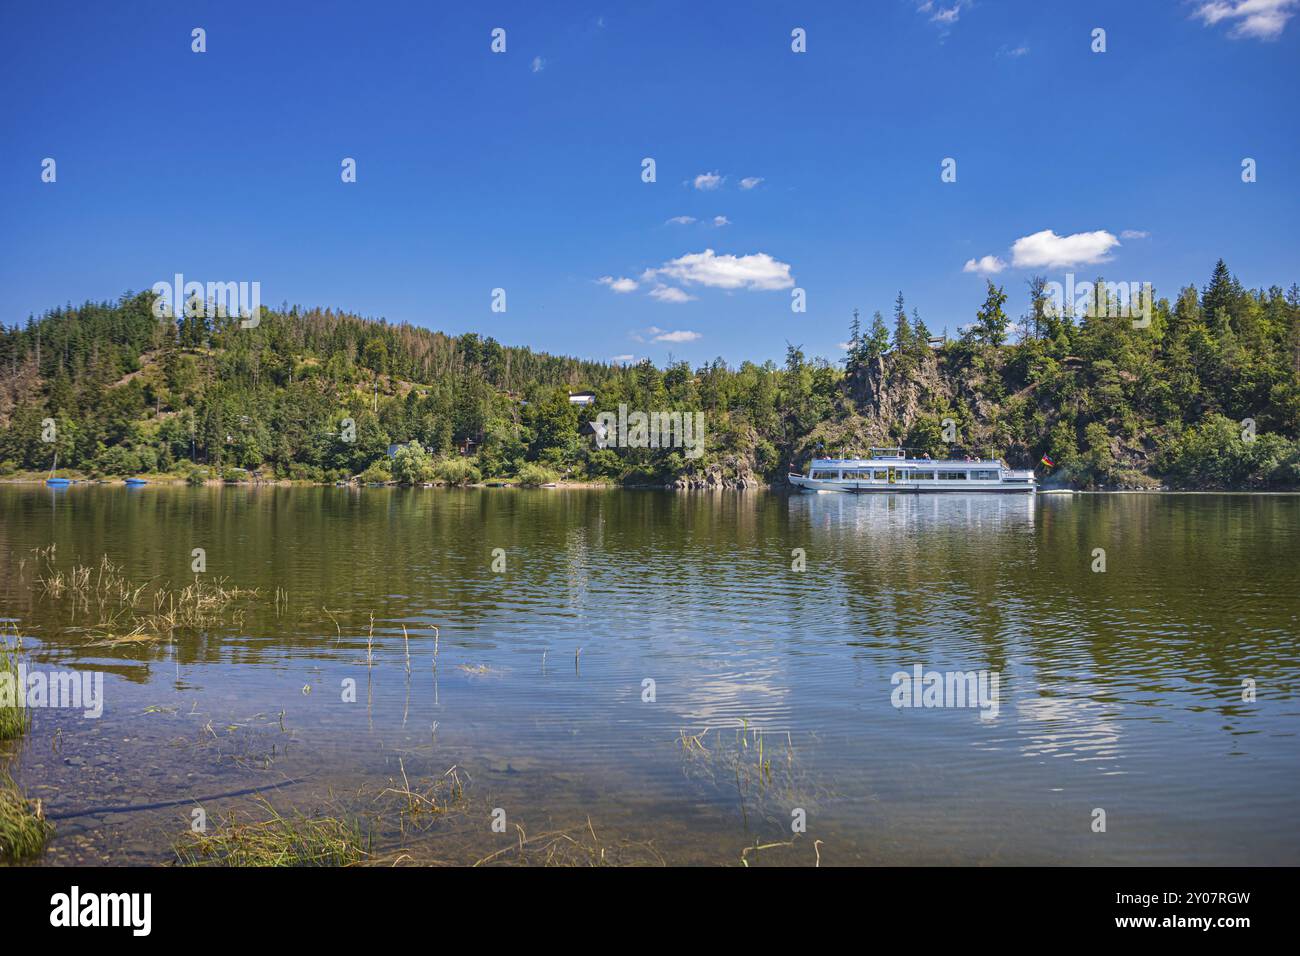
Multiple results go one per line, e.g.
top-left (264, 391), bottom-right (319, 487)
top-left (4, 477), bottom-right (1300, 495)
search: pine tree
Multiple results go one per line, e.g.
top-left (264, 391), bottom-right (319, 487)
top-left (1026, 275), bottom-right (1048, 340)
top-left (975, 281), bottom-right (1009, 347)
top-left (1202, 259), bottom-right (1236, 333)
top-left (911, 308), bottom-right (931, 349)
top-left (867, 311), bottom-right (890, 358)
top-left (892, 291), bottom-right (913, 352)
top-left (846, 308), bottom-right (863, 374)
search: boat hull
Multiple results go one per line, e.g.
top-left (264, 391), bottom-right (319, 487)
top-left (787, 473), bottom-right (1035, 494)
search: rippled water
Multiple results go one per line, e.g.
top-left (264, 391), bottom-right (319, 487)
top-left (2, 486), bottom-right (1297, 865)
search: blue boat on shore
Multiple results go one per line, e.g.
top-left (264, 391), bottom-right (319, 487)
top-left (46, 451), bottom-right (71, 486)
top-left (125, 477), bottom-right (148, 486)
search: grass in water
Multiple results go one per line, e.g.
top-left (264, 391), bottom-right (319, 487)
top-left (1, 627), bottom-right (30, 741)
top-left (0, 772), bottom-right (51, 862)
top-left (174, 801), bottom-right (368, 866)
top-left (32, 552), bottom-right (261, 641)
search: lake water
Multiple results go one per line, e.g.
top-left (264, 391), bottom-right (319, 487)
top-left (2, 485), bottom-right (1297, 866)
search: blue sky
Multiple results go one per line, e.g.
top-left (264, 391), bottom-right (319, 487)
top-left (1, 0), bottom-right (1297, 366)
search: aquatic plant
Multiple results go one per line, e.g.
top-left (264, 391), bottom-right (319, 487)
top-left (0, 628), bottom-right (29, 741)
top-left (0, 773), bottom-right (51, 862)
top-left (32, 554), bottom-right (260, 641)
top-left (174, 801), bottom-right (368, 866)
top-left (471, 817), bottom-right (666, 867)
top-left (379, 761), bottom-right (467, 827)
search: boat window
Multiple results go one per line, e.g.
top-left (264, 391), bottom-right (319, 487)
top-left (841, 470), bottom-right (868, 480)
top-left (913, 471), bottom-right (934, 480)
top-left (811, 470), bottom-right (839, 480)
top-left (873, 470), bottom-right (889, 480)
top-left (971, 470), bottom-right (998, 480)
top-left (938, 471), bottom-right (967, 480)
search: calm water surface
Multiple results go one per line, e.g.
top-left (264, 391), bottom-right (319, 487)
top-left (1, 485), bottom-right (1297, 865)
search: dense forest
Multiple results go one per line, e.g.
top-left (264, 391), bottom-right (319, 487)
top-left (1, 260), bottom-right (1298, 490)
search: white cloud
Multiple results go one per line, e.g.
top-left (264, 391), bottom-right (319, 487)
top-left (837, 341), bottom-right (854, 351)
top-left (1010, 229), bottom-right (1120, 269)
top-left (1120, 229), bottom-right (1150, 240)
top-left (712, 215), bottom-right (731, 227)
top-left (652, 248), bottom-right (794, 291)
top-left (997, 43), bottom-right (1030, 57)
top-left (693, 171), bottom-right (724, 190)
top-left (651, 327), bottom-right (701, 342)
top-left (917, 0), bottom-right (973, 26)
top-left (611, 353), bottom-right (634, 364)
top-left (963, 255), bottom-right (1008, 275)
top-left (597, 276), bottom-right (639, 293)
top-left (665, 215), bottom-right (696, 225)
top-left (531, 56), bottom-right (546, 72)
top-left (648, 286), bottom-right (697, 304)
top-left (739, 177), bottom-right (764, 189)
top-left (1193, 0), bottom-right (1297, 39)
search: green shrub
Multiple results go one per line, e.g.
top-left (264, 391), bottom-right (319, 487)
top-left (515, 462), bottom-right (560, 486)
top-left (358, 459), bottom-right (392, 484)
top-left (433, 457), bottom-right (480, 486)
top-left (583, 448), bottom-right (624, 480)
top-left (391, 441), bottom-right (434, 485)
top-left (1158, 415), bottom-right (1300, 489)
top-left (288, 463), bottom-right (325, 483)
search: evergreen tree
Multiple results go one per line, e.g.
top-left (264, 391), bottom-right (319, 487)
top-left (892, 291), bottom-right (913, 352)
top-left (1026, 275), bottom-right (1048, 340)
top-left (866, 311), bottom-right (891, 359)
top-left (1202, 259), bottom-right (1236, 333)
top-left (911, 308), bottom-right (930, 344)
top-left (975, 281), bottom-right (1009, 347)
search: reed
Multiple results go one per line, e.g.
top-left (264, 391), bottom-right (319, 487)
top-left (0, 627), bottom-right (29, 741)
top-left (471, 816), bottom-right (665, 867)
top-left (33, 554), bottom-right (259, 640)
top-left (379, 762), bottom-right (466, 821)
top-left (0, 772), bottom-right (51, 862)
top-left (174, 800), bottom-right (367, 866)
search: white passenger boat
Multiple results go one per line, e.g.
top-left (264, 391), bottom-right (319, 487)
top-left (788, 447), bottom-right (1036, 494)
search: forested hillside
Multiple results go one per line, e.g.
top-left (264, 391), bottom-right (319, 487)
top-left (2, 260), bottom-right (1298, 489)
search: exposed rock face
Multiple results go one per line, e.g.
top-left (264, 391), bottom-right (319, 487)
top-left (794, 350), bottom-right (953, 466)
top-left (667, 456), bottom-right (758, 490)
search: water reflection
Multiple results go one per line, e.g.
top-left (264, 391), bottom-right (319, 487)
top-left (0, 486), bottom-right (1296, 865)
